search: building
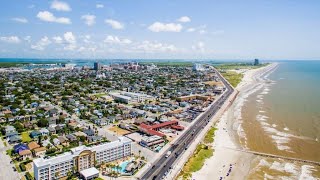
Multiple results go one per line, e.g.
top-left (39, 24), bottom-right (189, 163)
top-left (254, 59), bottom-right (259, 66)
top-left (109, 91), bottom-right (155, 104)
top-left (34, 147), bottom-right (47, 157)
top-left (193, 64), bottom-right (205, 71)
top-left (109, 93), bottom-right (132, 104)
top-left (93, 62), bottom-right (102, 71)
top-left (139, 120), bottom-right (184, 137)
top-left (19, 149), bottom-right (32, 160)
top-left (33, 137), bottom-right (132, 180)
top-left (140, 135), bottom-right (165, 150)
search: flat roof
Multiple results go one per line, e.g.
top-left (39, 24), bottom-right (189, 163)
top-left (80, 167), bottom-right (99, 178)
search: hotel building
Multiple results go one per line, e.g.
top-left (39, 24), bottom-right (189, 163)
top-left (34, 137), bottom-right (132, 180)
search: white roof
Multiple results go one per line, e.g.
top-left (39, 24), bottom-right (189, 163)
top-left (33, 137), bottom-right (132, 168)
top-left (33, 152), bottom-right (73, 167)
top-left (80, 167), bottom-right (99, 178)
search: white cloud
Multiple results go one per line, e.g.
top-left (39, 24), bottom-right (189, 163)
top-left (187, 28), bottom-right (195, 32)
top-left (63, 32), bottom-right (77, 50)
top-left (12, 17), bottom-right (28, 23)
top-left (105, 19), bottom-right (124, 29)
top-left (83, 35), bottom-right (91, 43)
top-left (192, 41), bottom-right (205, 53)
top-left (199, 30), bottom-right (207, 34)
top-left (177, 16), bottom-right (191, 23)
top-left (0, 36), bottom-right (21, 43)
top-left (135, 41), bottom-right (178, 53)
top-left (37, 11), bottom-right (71, 24)
top-left (51, 0), bottom-right (71, 11)
top-left (31, 36), bottom-right (51, 50)
top-left (24, 36), bottom-right (31, 42)
top-left (104, 35), bottom-right (132, 44)
top-left (148, 22), bottom-right (182, 32)
top-left (52, 36), bottom-right (63, 44)
top-left (81, 14), bottom-right (96, 26)
top-left (96, 4), bottom-right (104, 8)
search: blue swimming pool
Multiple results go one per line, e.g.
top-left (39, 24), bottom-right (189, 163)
top-left (112, 161), bottom-right (130, 173)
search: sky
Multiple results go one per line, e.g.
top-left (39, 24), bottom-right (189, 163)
top-left (0, 0), bottom-right (320, 60)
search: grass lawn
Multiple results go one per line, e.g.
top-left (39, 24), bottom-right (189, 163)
top-left (179, 144), bottom-right (213, 179)
top-left (221, 71), bottom-right (244, 88)
top-left (203, 127), bottom-right (217, 144)
top-left (21, 132), bottom-right (32, 143)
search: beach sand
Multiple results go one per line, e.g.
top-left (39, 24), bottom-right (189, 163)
top-left (192, 64), bottom-right (278, 180)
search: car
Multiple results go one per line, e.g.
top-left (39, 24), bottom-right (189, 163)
top-left (152, 175), bottom-right (157, 180)
top-left (152, 165), bottom-right (155, 169)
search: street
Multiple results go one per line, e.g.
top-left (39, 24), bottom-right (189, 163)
top-left (141, 67), bottom-right (234, 180)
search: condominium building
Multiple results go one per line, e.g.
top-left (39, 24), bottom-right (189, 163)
top-left (109, 91), bottom-right (155, 104)
top-left (34, 137), bottom-right (132, 180)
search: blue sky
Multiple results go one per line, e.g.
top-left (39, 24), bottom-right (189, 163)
top-left (0, 0), bottom-right (319, 60)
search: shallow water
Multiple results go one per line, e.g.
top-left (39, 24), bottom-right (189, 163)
top-left (237, 61), bottom-right (320, 179)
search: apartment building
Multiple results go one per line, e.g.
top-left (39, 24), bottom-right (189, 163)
top-left (109, 91), bottom-right (155, 104)
top-left (34, 137), bottom-right (132, 180)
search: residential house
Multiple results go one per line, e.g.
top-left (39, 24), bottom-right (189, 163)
top-left (83, 128), bottom-right (95, 137)
top-left (48, 126), bottom-right (56, 134)
top-left (6, 131), bottom-right (19, 139)
top-left (39, 128), bottom-right (49, 136)
top-left (30, 130), bottom-right (41, 138)
top-left (58, 136), bottom-right (69, 146)
top-left (9, 135), bottom-right (21, 144)
top-left (19, 150), bottom-right (32, 160)
top-left (34, 147), bottom-right (46, 157)
top-left (87, 136), bottom-right (103, 143)
top-left (5, 125), bottom-right (16, 134)
top-left (28, 142), bottom-right (40, 150)
top-left (53, 138), bottom-right (60, 146)
top-left (95, 118), bottom-right (107, 126)
top-left (66, 134), bottom-right (77, 142)
top-left (13, 143), bottom-right (29, 153)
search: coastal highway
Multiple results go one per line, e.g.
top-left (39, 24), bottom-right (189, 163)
top-left (141, 67), bottom-right (234, 180)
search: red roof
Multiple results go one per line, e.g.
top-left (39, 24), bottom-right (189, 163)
top-left (139, 120), bottom-right (183, 137)
top-left (150, 120), bottom-right (178, 129)
top-left (171, 125), bottom-right (185, 130)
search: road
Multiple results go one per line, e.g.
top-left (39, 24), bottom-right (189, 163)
top-left (0, 139), bottom-right (21, 180)
top-left (141, 67), bottom-right (234, 180)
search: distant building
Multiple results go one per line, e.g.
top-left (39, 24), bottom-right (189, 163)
top-left (193, 64), bottom-right (205, 71)
top-left (93, 62), bottom-right (102, 71)
top-left (254, 59), bottom-right (259, 66)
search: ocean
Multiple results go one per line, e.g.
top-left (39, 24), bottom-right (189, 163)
top-left (237, 61), bottom-right (320, 179)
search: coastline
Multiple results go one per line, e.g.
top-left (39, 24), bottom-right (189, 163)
top-left (192, 63), bottom-right (278, 180)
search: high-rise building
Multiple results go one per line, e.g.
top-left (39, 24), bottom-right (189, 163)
top-left (93, 62), bottom-right (102, 71)
top-left (254, 59), bottom-right (259, 66)
top-left (33, 137), bottom-right (132, 180)
top-left (193, 64), bottom-right (205, 71)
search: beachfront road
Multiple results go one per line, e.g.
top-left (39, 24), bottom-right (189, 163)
top-left (141, 67), bottom-right (234, 180)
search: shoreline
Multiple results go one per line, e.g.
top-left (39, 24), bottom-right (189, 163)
top-left (192, 63), bottom-right (278, 180)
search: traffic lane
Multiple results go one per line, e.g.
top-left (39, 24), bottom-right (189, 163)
top-left (144, 90), bottom-right (233, 179)
top-left (156, 109), bottom-right (215, 179)
top-left (156, 93), bottom-right (234, 179)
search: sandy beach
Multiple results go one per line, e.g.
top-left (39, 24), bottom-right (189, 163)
top-left (192, 63), bottom-right (278, 180)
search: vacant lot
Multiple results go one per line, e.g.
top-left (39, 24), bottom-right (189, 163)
top-left (108, 126), bottom-right (131, 135)
top-left (21, 132), bottom-right (32, 142)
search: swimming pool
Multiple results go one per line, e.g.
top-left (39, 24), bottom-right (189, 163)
top-left (112, 161), bottom-right (130, 173)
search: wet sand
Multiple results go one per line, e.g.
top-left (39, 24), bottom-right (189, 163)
top-left (192, 64), bottom-right (277, 180)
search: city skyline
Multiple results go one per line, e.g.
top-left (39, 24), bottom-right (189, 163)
top-left (1, 0), bottom-right (320, 60)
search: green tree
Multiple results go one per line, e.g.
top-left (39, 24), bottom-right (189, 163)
top-left (37, 119), bottom-right (48, 127)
